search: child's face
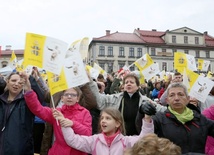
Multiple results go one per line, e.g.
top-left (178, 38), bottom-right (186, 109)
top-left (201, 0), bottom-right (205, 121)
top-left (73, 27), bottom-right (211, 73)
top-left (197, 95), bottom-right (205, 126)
top-left (100, 112), bottom-right (120, 136)
top-left (61, 88), bottom-right (79, 106)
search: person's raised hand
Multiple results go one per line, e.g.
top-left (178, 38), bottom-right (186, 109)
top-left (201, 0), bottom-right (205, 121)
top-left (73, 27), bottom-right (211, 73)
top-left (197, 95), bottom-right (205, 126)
top-left (19, 71), bottom-right (31, 92)
top-left (139, 101), bottom-right (156, 116)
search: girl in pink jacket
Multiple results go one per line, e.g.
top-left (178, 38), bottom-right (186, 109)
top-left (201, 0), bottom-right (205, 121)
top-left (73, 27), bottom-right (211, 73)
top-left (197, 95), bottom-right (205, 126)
top-left (23, 73), bottom-right (92, 155)
top-left (53, 107), bottom-right (154, 155)
top-left (202, 105), bottom-right (214, 155)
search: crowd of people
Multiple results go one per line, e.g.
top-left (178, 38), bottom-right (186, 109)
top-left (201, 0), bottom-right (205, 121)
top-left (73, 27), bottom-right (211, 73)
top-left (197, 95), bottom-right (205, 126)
top-left (0, 67), bottom-right (214, 155)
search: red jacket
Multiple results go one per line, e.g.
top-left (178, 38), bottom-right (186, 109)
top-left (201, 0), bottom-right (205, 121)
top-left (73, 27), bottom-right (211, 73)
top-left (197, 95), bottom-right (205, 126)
top-left (158, 87), bottom-right (165, 99)
top-left (24, 90), bottom-right (92, 155)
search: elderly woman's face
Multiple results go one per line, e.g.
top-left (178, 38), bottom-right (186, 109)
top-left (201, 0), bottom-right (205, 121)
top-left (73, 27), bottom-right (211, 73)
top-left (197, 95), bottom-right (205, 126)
top-left (166, 87), bottom-right (190, 114)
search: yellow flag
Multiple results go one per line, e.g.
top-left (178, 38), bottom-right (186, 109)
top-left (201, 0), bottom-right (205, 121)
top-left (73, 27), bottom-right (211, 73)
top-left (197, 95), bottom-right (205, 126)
top-left (16, 59), bottom-right (25, 72)
top-left (174, 52), bottom-right (187, 73)
top-left (24, 33), bottom-right (46, 68)
top-left (47, 69), bottom-right (68, 95)
top-left (134, 53), bottom-right (154, 71)
top-left (85, 65), bottom-right (92, 73)
top-left (186, 68), bottom-right (199, 89)
top-left (9, 51), bottom-right (17, 69)
top-left (10, 51), bottom-right (17, 62)
top-left (139, 71), bottom-right (145, 84)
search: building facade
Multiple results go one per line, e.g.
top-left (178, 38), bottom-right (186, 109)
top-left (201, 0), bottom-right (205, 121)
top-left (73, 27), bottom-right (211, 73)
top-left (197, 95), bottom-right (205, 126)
top-left (1, 27), bottom-right (214, 74)
top-left (0, 45), bottom-right (23, 68)
top-left (88, 27), bottom-right (214, 73)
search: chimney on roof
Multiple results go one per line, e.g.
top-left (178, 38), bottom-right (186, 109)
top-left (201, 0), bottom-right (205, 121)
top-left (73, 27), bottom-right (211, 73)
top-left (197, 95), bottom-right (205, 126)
top-left (204, 31), bottom-right (208, 35)
top-left (5, 45), bottom-right (12, 51)
top-left (152, 29), bottom-right (157, 31)
top-left (106, 30), bottom-right (110, 36)
top-left (137, 28), bottom-right (140, 30)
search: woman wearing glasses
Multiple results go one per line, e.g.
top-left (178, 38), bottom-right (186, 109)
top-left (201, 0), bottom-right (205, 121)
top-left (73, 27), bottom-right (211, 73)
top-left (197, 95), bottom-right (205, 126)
top-left (22, 72), bottom-right (92, 155)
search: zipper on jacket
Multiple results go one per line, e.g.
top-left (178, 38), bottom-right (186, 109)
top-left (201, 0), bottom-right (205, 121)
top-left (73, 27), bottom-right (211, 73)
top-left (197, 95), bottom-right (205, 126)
top-left (191, 122), bottom-right (199, 128)
top-left (183, 124), bottom-right (191, 131)
top-left (1, 127), bottom-right (5, 132)
top-left (2, 102), bottom-right (17, 132)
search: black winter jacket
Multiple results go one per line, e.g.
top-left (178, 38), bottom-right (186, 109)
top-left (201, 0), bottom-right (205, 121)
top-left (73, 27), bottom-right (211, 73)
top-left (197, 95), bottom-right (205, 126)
top-left (136, 104), bottom-right (214, 154)
top-left (0, 76), bottom-right (44, 155)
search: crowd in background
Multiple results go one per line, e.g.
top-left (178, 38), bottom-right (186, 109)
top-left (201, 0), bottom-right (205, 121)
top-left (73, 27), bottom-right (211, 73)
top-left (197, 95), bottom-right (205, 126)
top-left (1, 67), bottom-right (214, 155)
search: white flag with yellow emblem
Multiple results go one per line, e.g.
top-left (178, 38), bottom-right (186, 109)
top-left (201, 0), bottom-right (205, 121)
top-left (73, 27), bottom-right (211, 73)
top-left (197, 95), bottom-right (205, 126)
top-left (141, 63), bottom-right (160, 81)
top-left (189, 75), bottom-right (214, 103)
top-left (93, 63), bottom-right (107, 79)
top-left (85, 65), bottom-right (99, 80)
top-left (24, 33), bottom-right (68, 74)
top-left (47, 39), bottom-right (89, 95)
top-left (174, 52), bottom-right (197, 72)
top-left (134, 53), bottom-right (154, 71)
top-left (198, 59), bottom-right (210, 71)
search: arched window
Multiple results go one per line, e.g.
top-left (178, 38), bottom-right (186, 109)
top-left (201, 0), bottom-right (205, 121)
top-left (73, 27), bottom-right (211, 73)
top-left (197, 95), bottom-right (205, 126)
top-left (1, 61), bottom-right (8, 68)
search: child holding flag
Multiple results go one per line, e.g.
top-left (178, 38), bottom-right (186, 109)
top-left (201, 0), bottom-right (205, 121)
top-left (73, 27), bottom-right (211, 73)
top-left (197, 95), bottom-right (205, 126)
top-left (53, 107), bottom-right (154, 155)
top-left (21, 72), bottom-right (92, 155)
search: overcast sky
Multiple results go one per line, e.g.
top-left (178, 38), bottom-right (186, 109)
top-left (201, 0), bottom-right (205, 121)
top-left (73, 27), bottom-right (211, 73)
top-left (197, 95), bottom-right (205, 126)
top-left (0, 0), bottom-right (213, 50)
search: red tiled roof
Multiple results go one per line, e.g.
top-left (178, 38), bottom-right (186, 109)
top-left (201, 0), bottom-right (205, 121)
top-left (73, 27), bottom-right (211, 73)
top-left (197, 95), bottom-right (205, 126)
top-left (135, 30), bottom-right (166, 44)
top-left (137, 30), bottom-right (165, 37)
top-left (205, 35), bottom-right (214, 46)
top-left (1, 49), bottom-right (24, 56)
top-left (141, 36), bottom-right (165, 44)
top-left (93, 32), bottom-right (145, 43)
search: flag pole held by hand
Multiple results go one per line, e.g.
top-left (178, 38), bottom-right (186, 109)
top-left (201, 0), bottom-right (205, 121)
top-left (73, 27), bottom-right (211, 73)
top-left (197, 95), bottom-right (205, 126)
top-left (51, 95), bottom-right (59, 126)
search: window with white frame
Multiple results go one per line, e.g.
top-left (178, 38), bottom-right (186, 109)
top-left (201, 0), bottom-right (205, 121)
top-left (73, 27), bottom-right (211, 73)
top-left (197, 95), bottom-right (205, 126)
top-left (206, 51), bottom-right (210, 58)
top-left (184, 50), bottom-right (189, 54)
top-left (107, 62), bottom-right (113, 73)
top-left (129, 48), bottom-right (134, 57)
top-left (99, 46), bottom-right (105, 56)
top-left (137, 48), bottom-right (142, 58)
top-left (119, 47), bottom-right (125, 56)
top-left (108, 46), bottom-right (113, 56)
top-left (128, 62), bottom-right (135, 71)
top-left (162, 62), bottom-right (167, 71)
top-left (151, 48), bottom-right (156, 56)
top-left (1, 61), bottom-right (8, 68)
top-left (99, 62), bottom-right (105, 70)
top-left (172, 36), bottom-right (176, 43)
top-left (184, 36), bottom-right (188, 44)
top-left (118, 62), bottom-right (125, 69)
top-left (195, 37), bottom-right (199, 44)
top-left (195, 50), bottom-right (200, 58)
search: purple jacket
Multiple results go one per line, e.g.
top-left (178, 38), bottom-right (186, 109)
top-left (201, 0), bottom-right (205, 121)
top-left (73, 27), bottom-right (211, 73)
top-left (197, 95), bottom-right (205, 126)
top-left (202, 105), bottom-right (214, 155)
top-left (61, 120), bottom-right (154, 155)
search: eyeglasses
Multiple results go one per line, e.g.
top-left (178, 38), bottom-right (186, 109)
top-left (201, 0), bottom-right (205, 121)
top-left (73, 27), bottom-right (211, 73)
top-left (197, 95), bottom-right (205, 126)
top-left (63, 93), bottom-right (78, 97)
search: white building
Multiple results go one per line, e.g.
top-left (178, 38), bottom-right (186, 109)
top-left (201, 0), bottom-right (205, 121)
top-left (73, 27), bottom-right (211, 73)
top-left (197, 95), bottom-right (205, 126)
top-left (88, 27), bottom-right (214, 73)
